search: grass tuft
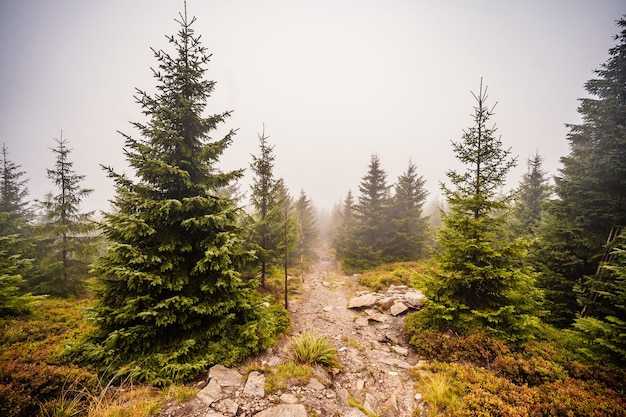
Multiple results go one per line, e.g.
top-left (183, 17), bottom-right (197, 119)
top-left (287, 333), bottom-right (340, 368)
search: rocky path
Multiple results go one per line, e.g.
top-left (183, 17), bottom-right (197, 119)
top-left (160, 247), bottom-right (423, 417)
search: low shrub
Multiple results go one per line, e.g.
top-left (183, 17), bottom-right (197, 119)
top-left (406, 325), bottom-right (510, 368)
top-left (0, 298), bottom-right (97, 417)
top-left (357, 261), bottom-right (430, 292)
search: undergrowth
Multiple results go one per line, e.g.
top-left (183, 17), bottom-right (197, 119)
top-left (356, 261), bottom-right (432, 292)
top-left (407, 319), bottom-right (626, 416)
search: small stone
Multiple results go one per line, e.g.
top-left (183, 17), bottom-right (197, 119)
top-left (377, 296), bottom-right (396, 310)
top-left (243, 371), bottom-right (266, 398)
top-left (356, 379), bottom-right (365, 390)
top-left (322, 281), bottom-right (330, 287)
top-left (280, 393), bottom-right (299, 404)
top-left (253, 404), bottom-right (307, 417)
top-left (208, 365), bottom-right (243, 389)
top-left (404, 290), bottom-right (426, 307)
top-left (323, 306), bottom-right (333, 312)
top-left (415, 392), bottom-right (423, 401)
top-left (215, 398), bottom-right (239, 416)
top-left (368, 313), bottom-right (387, 323)
top-left (307, 377), bottom-right (325, 391)
top-left (364, 393), bottom-right (378, 414)
top-left (337, 387), bottom-right (349, 406)
top-left (197, 378), bottom-right (223, 406)
top-left (389, 302), bottom-right (409, 316)
top-left (389, 371), bottom-right (398, 376)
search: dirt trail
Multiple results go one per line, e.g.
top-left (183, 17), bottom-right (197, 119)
top-left (284, 246), bottom-right (420, 416)
top-left (160, 246), bottom-right (422, 417)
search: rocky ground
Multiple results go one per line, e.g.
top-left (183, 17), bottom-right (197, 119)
top-left (158, 248), bottom-right (425, 417)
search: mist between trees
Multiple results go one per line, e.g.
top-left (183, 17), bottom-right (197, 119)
top-left (1, 6), bottom-right (625, 416)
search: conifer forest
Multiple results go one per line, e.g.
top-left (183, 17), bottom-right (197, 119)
top-left (1, 6), bottom-right (626, 417)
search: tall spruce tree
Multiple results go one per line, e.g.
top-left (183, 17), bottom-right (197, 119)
top-left (333, 190), bottom-right (356, 262)
top-left (511, 151), bottom-right (551, 238)
top-left (385, 159), bottom-right (429, 261)
top-left (339, 155), bottom-right (390, 270)
top-left (414, 80), bottom-right (542, 340)
top-left (294, 190), bottom-right (318, 265)
top-left (535, 17), bottom-right (626, 327)
top-left (249, 127), bottom-right (283, 286)
top-left (72, 9), bottom-right (286, 384)
top-left (30, 134), bottom-right (96, 296)
top-left (0, 145), bottom-right (38, 316)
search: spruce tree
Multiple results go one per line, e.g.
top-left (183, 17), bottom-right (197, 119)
top-left (386, 159), bottom-right (429, 261)
top-left (333, 190), bottom-right (356, 263)
top-left (511, 151), bottom-right (551, 238)
top-left (72, 9), bottom-right (287, 384)
top-left (294, 190), bottom-right (318, 265)
top-left (340, 155), bottom-right (390, 270)
top-left (415, 80), bottom-right (542, 340)
top-left (249, 127), bottom-right (283, 286)
top-left (0, 145), bottom-right (38, 316)
top-left (535, 17), bottom-right (626, 327)
top-left (573, 233), bottom-right (626, 366)
top-left (30, 134), bottom-right (96, 296)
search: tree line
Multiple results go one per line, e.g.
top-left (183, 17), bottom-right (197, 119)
top-left (1, 7), bottom-right (625, 383)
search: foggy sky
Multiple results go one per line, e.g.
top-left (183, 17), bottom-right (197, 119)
top-left (1, 0), bottom-right (625, 215)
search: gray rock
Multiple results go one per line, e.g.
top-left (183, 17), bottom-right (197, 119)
top-left (387, 285), bottom-right (409, 293)
top-left (243, 371), bottom-right (265, 397)
top-left (377, 296), bottom-right (396, 310)
top-left (214, 398), bottom-right (239, 416)
top-left (253, 404), bottom-right (307, 417)
top-left (389, 302), bottom-right (409, 316)
top-left (313, 365), bottom-right (331, 384)
top-left (208, 365), bottom-right (243, 389)
top-left (404, 290), bottom-right (425, 307)
top-left (368, 312), bottom-right (387, 323)
top-left (307, 377), bottom-right (326, 391)
top-left (364, 392), bottom-right (378, 414)
top-left (197, 378), bottom-right (223, 406)
top-left (337, 387), bottom-right (350, 406)
top-left (348, 293), bottom-right (378, 309)
top-left (280, 393), bottom-right (299, 404)
top-left (356, 379), bottom-right (365, 390)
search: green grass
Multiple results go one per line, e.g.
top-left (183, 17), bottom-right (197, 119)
top-left (287, 333), bottom-right (341, 368)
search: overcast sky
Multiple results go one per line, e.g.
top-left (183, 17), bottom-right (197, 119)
top-left (1, 0), bottom-right (625, 215)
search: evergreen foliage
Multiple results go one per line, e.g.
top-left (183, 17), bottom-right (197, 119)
top-left (337, 155), bottom-right (390, 270)
top-left (70, 10), bottom-right (287, 384)
top-left (249, 128), bottom-right (283, 285)
top-left (573, 234), bottom-right (626, 366)
top-left (511, 151), bottom-right (551, 238)
top-left (332, 191), bottom-right (356, 263)
top-left (414, 80), bottom-right (542, 341)
top-left (385, 159), bottom-right (429, 260)
top-left (534, 17), bottom-right (626, 327)
top-left (0, 145), bottom-right (38, 316)
top-left (294, 190), bottom-right (318, 265)
top-left (29, 135), bottom-right (96, 296)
